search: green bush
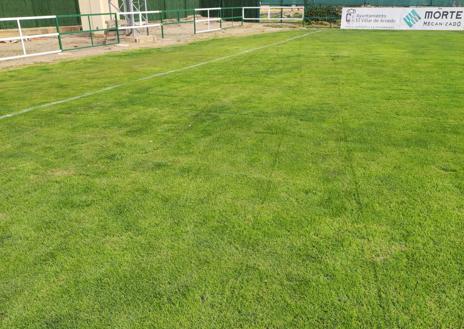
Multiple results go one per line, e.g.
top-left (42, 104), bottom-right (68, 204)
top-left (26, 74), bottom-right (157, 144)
top-left (305, 5), bottom-right (341, 22)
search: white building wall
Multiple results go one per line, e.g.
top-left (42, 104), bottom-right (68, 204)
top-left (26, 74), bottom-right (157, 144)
top-left (78, 0), bottom-right (119, 31)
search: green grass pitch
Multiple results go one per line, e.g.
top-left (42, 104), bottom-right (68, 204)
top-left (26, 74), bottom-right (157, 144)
top-left (0, 29), bottom-right (463, 328)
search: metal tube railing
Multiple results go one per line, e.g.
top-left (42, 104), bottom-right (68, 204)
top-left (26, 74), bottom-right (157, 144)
top-left (0, 15), bottom-right (61, 62)
top-left (0, 6), bottom-right (308, 62)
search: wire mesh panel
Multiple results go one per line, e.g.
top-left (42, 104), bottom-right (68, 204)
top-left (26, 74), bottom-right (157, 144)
top-left (161, 8), bottom-right (196, 40)
top-left (57, 13), bottom-right (119, 51)
top-left (0, 16), bottom-right (61, 62)
top-left (118, 10), bottom-right (164, 37)
top-left (221, 7), bottom-right (244, 29)
top-left (194, 7), bottom-right (222, 33)
top-left (243, 6), bottom-right (305, 22)
top-left (162, 8), bottom-right (196, 24)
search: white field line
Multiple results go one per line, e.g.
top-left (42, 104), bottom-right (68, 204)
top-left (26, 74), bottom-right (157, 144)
top-left (0, 30), bottom-right (323, 121)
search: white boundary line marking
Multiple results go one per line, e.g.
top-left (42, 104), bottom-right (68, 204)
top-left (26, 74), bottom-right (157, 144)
top-left (0, 30), bottom-right (322, 121)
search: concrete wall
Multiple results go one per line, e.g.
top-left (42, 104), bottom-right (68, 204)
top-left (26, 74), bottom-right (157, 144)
top-left (78, 0), bottom-right (118, 30)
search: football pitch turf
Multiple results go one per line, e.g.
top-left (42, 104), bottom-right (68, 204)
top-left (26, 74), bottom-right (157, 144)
top-left (0, 29), bottom-right (463, 328)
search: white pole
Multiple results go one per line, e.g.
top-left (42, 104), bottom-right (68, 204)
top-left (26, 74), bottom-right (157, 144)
top-left (144, 0), bottom-right (148, 22)
top-left (17, 19), bottom-right (27, 56)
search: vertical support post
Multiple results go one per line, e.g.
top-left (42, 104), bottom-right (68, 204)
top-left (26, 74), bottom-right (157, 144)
top-left (88, 16), bottom-right (94, 46)
top-left (303, 0), bottom-right (307, 27)
top-left (220, 8), bottom-right (223, 29)
top-left (194, 11), bottom-right (197, 34)
top-left (17, 19), bottom-right (27, 56)
top-left (208, 9), bottom-right (210, 31)
top-left (160, 13), bottom-right (164, 39)
top-left (55, 16), bottom-right (63, 51)
top-left (280, 0), bottom-right (284, 24)
top-left (114, 13), bottom-right (120, 44)
top-left (302, 6), bottom-right (305, 27)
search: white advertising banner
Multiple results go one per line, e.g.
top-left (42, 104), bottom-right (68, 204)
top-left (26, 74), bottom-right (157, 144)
top-left (341, 7), bottom-right (464, 30)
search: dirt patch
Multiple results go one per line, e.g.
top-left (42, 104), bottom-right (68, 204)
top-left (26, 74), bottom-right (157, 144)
top-left (48, 168), bottom-right (76, 177)
top-left (0, 23), bottom-right (302, 70)
top-left (371, 243), bottom-right (407, 262)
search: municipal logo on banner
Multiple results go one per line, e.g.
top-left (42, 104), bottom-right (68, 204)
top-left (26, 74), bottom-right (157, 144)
top-left (403, 9), bottom-right (421, 27)
top-left (345, 8), bottom-right (357, 23)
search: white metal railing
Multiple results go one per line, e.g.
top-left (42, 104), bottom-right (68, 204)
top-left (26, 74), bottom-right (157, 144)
top-left (117, 10), bottom-right (162, 31)
top-left (0, 15), bottom-right (61, 61)
top-left (242, 6), bottom-right (305, 22)
top-left (0, 7), bottom-right (248, 62)
top-left (194, 8), bottom-right (222, 34)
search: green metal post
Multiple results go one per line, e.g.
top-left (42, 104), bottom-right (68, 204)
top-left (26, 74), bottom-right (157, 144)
top-left (55, 16), bottom-right (63, 51)
top-left (220, 8), bottom-right (223, 29)
top-left (303, 0), bottom-right (307, 27)
top-left (194, 12), bottom-right (196, 34)
top-left (88, 15), bottom-right (94, 46)
top-left (114, 13), bottom-right (120, 44)
top-left (160, 14), bottom-right (164, 39)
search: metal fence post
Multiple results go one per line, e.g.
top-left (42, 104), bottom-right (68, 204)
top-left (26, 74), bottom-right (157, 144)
top-left (17, 19), bottom-right (27, 56)
top-left (87, 15), bottom-right (94, 46)
top-left (114, 13), bottom-right (120, 44)
top-left (302, 6), bottom-right (306, 27)
top-left (194, 12), bottom-right (197, 34)
top-left (55, 16), bottom-right (63, 51)
top-left (220, 8), bottom-right (223, 29)
top-left (160, 13), bottom-right (165, 39)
